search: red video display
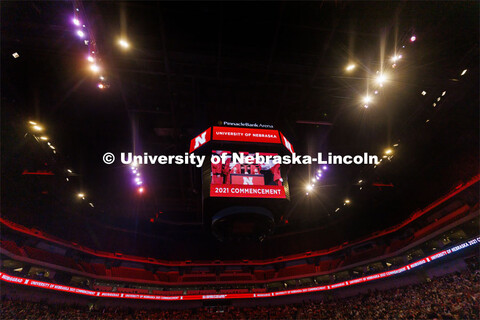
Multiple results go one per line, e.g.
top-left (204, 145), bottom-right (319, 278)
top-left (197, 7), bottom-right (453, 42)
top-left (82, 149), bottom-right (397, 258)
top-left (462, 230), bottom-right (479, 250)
top-left (209, 150), bottom-right (286, 199)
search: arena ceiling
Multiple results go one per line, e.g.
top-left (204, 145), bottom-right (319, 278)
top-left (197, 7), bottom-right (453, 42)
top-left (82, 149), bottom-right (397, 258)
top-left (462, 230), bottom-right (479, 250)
top-left (1, 1), bottom-right (478, 258)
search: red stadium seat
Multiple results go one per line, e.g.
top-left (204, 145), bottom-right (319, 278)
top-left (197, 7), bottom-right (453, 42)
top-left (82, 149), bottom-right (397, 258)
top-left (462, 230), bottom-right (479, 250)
top-left (219, 273), bottom-right (254, 281)
top-left (0, 240), bottom-right (24, 257)
top-left (155, 271), bottom-right (169, 282)
top-left (90, 263), bottom-right (107, 276)
top-left (278, 264), bottom-right (316, 278)
top-left (111, 267), bottom-right (155, 281)
top-left (413, 205), bottom-right (470, 241)
top-left (23, 246), bottom-right (82, 271)
top-left (182, 274), bottom-right (217, 282)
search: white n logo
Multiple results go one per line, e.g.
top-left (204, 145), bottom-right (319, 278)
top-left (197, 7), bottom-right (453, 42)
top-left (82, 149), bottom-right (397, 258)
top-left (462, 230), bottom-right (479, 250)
top-left (194, 132), bottom-right (207, 149)
top-left (283, 136), bottom-right (293, 153)
top-left (243, 177), bottom-right (253, 185)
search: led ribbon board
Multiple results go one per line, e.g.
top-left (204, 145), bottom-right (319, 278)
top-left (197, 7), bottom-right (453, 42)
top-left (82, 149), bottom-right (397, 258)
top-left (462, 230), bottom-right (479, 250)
top-left (1, 237), bottom-right (478, 301)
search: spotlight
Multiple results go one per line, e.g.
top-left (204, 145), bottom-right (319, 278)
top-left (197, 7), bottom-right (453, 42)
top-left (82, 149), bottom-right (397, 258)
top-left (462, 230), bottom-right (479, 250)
top-left (345, 64), bottom-right (356, 71)
top-left (460, 69), bottom-right (467, 76)
top-left (67, 169), bottom-right (73, 173)
top-left (76, 30), bottom-right (85, 38)
top-left (136, 173), bottom-right (141, 177)
top-left (138, 187), bottom-right (144, 194)
top-left (335, 208), bottom-right (340, 212)
top-left (87, 56), bottom-right (95, 62)
top-left (374, 90), bottom-right (378, 95)
top-left (73, 18), bottom-right (80, 26)
top-left (358, 180), bottom-right (363, 183)
top-left (322, 166), bottom-right (327, 170)
top-left (97, 83), bottom-right (105, 89)
top-left (136, 181), bottom-right (143, 185)
top-left (90, 64), bottom-right (100, 73)
top-left (391, 55), bottom-right (402, 62)
top-left (312, 178), bottom-right (316, 183)
top-left (363, 104), bottom-right (369, 109)
top-left (77, 193), bottom-right (85, 198)
top-left (40, 136), bottom-right (48, 140)
top-left (32, 125), bottom-right (43, 131)
top-left (375, 74), bottom-right (386, 85)
top-left (12, 52), bottom-right (20, 59)
top-left (410, 35), bottom-right (416, 42)
top-left (441, 91), bottom-right (446, 96)
top-left (362, 95), bottom-right (372, 104)
top-left (306, 184), bottom-right (313, 192)
top-left (384, 148), bottom-right (393, 155)
top-left (99, 76), bottom-right (105, 81)
top-left (28, 121), bottom-right (37, 125)
top-left (135, 177), bottom-right (140, 182)
top-left (118, 39), bottom-right (130, 49)
top-left (344, 199), bottom-right (351, 204)
top-left (421, 91), bottom-right (427, 96)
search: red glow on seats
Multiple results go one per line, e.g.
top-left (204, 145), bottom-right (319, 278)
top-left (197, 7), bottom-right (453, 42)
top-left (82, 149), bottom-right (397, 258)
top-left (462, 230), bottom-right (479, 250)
top-left (111, 267), bottom-right (155, 281)
top-left (23, 246), bottom-right (81, 271)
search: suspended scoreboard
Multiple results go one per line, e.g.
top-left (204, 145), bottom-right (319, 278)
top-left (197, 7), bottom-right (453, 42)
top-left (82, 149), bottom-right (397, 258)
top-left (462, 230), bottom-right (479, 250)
top-left (189, 124), bottom-right (294, 241)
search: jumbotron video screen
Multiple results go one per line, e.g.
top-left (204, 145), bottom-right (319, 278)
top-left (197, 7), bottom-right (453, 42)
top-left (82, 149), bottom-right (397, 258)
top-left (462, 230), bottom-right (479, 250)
top-left (209, 150), bottom-right (287, 199)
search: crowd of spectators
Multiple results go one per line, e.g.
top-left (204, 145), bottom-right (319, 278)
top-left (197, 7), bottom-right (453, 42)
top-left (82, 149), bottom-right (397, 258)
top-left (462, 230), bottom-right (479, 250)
top-left (1, 269), bottom-right (478, 319)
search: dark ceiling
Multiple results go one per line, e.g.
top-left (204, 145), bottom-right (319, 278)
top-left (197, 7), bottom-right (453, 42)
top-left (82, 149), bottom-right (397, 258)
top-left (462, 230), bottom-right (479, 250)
top-left (1, 1), bottom-right (478, 259)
